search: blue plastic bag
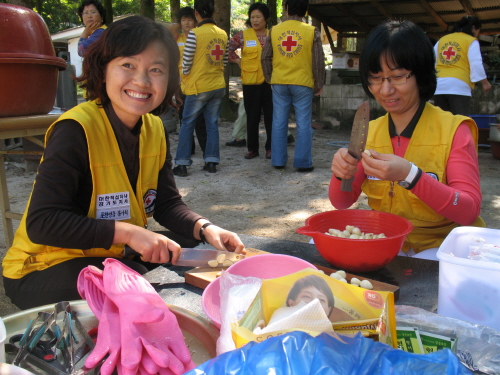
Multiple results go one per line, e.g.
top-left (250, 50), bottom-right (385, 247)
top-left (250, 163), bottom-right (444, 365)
top-left (185, 331), bottom-right (472, 375)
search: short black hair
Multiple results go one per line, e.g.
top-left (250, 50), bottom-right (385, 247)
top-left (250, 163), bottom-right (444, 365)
top-left (194, 0), bottom-right (214, 19)
top-left (359, 20), bottom-right (436, 102)
top-left (177, 6), bottom-right (196, 24)
top-left (77, 16), bottom-right (180, 116)
top-left (287, 275), bottom-right (335, 312)
top-left (78, 0), bottom-right (106, 24)
top-left (284, 0), bottom-right (308, 18)
top-left (248, 2), bottom-right (271, 21)
top-left (452, 15), bottom-right (482, 36)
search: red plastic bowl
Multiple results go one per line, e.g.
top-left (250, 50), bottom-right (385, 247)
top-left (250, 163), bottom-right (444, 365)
top-left (201, 254), bottom-right (317, 329)
top-left (296, 210), bottom-right (413, 272)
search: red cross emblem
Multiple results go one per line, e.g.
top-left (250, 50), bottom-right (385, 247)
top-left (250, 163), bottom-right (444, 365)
top-left (211, 44), bottom-right (224, 61)
top-left (442, 46), bottom-right (456, 60)
top-left (145, 196), bottom-right (151, 205)
top-left (281, 36), bottom-right (297, 52)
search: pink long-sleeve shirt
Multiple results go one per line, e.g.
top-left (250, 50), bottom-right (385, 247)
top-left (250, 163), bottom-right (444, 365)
top-left (329, 123), bottom-right (482, 226)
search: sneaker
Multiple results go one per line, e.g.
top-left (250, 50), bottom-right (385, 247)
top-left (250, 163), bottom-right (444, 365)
top-left (297, 167), bottom-right (314, 173)
top-left (244, 151), bottom-right (259, 159)
top-left (173, 165), bottom-right (188, 177)
top-left (226, 139), bottom-right (246, 147)
top-left (203, 162), bottom-right (217, 173)
top-left (287, 134), bottom-right (295, 144)
top-left (265, 150), bottom-right (272, 159)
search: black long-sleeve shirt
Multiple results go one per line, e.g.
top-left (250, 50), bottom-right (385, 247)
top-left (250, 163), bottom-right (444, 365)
top-left (26, 103), bottom-right (202, 250)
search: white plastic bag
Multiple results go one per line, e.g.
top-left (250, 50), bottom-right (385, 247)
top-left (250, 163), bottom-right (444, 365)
top-left (216, 271), bottom-right (262, 355)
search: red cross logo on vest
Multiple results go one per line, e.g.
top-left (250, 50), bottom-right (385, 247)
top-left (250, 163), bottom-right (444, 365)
top-left (282, 35), bottom-right (297, 52)
top-left (211, 44), bottom-right (224, 61)
top-left (442, 46), bottom-right (456, 60)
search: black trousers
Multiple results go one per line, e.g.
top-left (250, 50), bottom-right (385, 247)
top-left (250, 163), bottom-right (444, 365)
top-left (243, 82), bottom-right (273, 153)
top-left (179, 94), bottom-right (207, 155)
top-left (3, 231), bottom-right (199, 310)
top-left (433, 94), bottom-right (471, 116)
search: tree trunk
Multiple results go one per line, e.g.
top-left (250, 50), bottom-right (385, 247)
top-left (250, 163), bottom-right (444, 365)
top-left (8, 0), bottom-right (33, 8)
top-left (170, 0), bottom-right (181, 23)
top-left (214, 0), bottom-right (236, 121)
top-left (103, 0), bottom-right (113, 24)
top-left (141, 0), bottom-right (155, 20)
top-left (268, 0), bottom-right (278, 26)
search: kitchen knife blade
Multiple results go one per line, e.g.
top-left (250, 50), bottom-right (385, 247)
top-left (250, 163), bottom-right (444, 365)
top-left (122, 246), bottom-right (244, 267)
top-left (340, 101), bottom-right (370, 192)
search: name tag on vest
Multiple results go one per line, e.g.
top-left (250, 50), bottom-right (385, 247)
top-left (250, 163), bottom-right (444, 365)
top-left (96, 191), bottom-right (131, 220)
top-left (177, 42), bottom-right (185, 46)
top-left (367, 175), bottom-right (381, 180)
top-left (246, 40), bottom-right (257, 47)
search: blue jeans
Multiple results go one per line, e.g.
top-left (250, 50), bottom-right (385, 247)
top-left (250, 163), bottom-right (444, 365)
top-left (175, 88), bottom-right (225, 165)
top-left (271, 84), bottom-right (314, 168)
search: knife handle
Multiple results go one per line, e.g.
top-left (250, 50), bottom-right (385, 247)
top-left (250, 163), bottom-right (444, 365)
top-left (340, 177), bottom-right (354, 192)
top-left (122, 246), bottom-right (173, 264)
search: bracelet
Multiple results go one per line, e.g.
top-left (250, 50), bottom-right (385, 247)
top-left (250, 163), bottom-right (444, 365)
top-left (199, 222), bottom-right (213, 244)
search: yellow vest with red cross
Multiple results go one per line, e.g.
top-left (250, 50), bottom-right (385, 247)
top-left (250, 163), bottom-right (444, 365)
top-left (2, 100), bottom-right (166, 279)
top-left (361, 103), bottom-right (484, 253)
top-left (177, 33), bottom-right (189, 94)
top-left (241, 28), bottom-right (267, 85)
top-left (436, 32), bottom-right (476, 89)
top-left (270, 20), bottom-right (315, 88)
top-left (182, 23), bottom-right (227, 95)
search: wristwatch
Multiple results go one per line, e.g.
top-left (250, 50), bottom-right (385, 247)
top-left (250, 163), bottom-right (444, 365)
top-left (397, 162), bottom-right (419, 189)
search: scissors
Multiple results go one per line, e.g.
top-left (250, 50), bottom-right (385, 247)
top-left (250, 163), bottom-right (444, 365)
top-left (10, 330), bottom-right (58, 362)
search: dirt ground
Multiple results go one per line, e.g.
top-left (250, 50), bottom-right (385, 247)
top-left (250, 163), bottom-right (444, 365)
top-left (1, 102), bottom-right (499, 316)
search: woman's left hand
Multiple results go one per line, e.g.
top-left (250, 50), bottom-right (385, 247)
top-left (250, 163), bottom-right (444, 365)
top-left (361, 149), bottom-right (412, 182)
top-left (203, 225), bottom-right (246, 254)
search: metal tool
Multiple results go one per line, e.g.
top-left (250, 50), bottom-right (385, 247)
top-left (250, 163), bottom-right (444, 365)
top-left (123, 246), bottom-right (244, 267)
top-left (341, 101), bottom-right (370, 192)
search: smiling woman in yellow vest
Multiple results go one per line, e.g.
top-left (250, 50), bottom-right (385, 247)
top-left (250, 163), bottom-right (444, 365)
top-left (329, 20), bottom-right (484, 261)
top-left (433, 16), bottom-right (492, 115)
top-left (228, 3), bottom-right (273, 160)
top-left (2, 16), bottom-right (244, 310)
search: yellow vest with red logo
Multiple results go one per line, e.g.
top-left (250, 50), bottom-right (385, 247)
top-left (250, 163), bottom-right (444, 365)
top-left (436, 32), bottom-right (476, 89)
top-left (361, 103), bottom-right (484, 253)
top-left (177, 33), bottom-right (189, 94)
top-left (270, 20), bottom-right (314, 88)
top-left (182, 23), bottom-right (227, 95)
top-left (2, 101), bottom-right (166, 279)
top-left (241, 28), bottom-right (267, 85)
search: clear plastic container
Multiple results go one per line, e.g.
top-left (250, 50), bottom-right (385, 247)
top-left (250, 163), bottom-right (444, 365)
top-left (437, 227), bottom-right (500, 330)
top-left (0, 317), bottom-right (5, 363)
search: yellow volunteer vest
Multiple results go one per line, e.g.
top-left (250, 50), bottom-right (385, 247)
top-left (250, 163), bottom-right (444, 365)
top-left (270, 20), bottom-right (314, 88)
top-left (182, 23), bottom-right (227, 95)
top-left (361, 103), bottom-right (484, 253)
top-left (241, 28), bottom-right (267, 85)
top-left (177, 33), bottom-right (189, 94)
top-left (2, 101), bottom-right (166, 279)
top-left (436, 32), bottom-right (476, 89)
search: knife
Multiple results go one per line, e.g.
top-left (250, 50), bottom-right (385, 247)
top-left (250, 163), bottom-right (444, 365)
top-left (340, 101), bottom-right (370, 192)
top-left (122, 246), bottom-right (244, 267)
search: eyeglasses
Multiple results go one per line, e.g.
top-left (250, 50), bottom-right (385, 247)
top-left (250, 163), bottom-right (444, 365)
top-left (83, 10), bottom-right (98, 16)
top-left (367, 72), bottom-right (414, 85)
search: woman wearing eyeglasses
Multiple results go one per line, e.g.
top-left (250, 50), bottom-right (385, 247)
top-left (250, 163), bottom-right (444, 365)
top-left (77, 0), bottom-right (107, 57)
top-left (329, 20), bottom-right (484, 261)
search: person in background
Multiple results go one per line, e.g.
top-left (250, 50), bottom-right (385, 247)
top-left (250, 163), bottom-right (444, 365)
top-left (262, 0), bottom-right (325, 172)
top-left (229, 5), bottom-right (273, 160)
top-left (329, 20), bottom-right (484, 261)
top-left (2, 16), bottom-right (244, 310)
top-left (77, 0), bottom-right (107, 57)
top-left (226, 98), bottom-right (248, 147)
top-left (174, 6), bottom-right (207, 158)
top-left (433, 15), bottom-right (492, 115)
top-left (173, 0), bottom-right (228, 176)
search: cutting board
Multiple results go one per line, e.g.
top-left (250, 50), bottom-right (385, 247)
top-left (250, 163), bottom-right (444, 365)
top-left (184, 248), bottom-right (400, 299)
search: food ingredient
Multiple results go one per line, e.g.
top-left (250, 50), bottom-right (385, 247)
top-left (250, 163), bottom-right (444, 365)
top-left (326, 225), bottom-right (386, 239)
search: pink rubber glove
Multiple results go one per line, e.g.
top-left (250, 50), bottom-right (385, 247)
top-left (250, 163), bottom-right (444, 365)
top-left (102, 259), bottom-right (195, 375)
top-left (77, 265), bottom-right (122, 375)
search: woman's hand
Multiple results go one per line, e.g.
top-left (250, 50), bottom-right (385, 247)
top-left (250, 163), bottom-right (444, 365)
top-left (361, 149), bottom-right (412, 182)
top-left (81, 21), bottom-right (101, 39)
top-left (114, 222), bottom-right (181, 264)
top-left (331, 148), bottom-right (359, 179)
top-left (201, 224), bottom-right (246, 254)
top-left (229, 57), bottom-right (241, 67)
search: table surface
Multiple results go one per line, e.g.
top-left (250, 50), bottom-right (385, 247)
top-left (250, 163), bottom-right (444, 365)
top-left (143, 234), bottom-right (439, 321)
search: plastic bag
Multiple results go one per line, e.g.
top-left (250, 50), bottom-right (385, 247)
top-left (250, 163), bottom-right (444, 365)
top-left (186, 331), bottom-right (471, 375)
top-left (216, 271), bottom-right (262, 355)
top-left (396, 305), bottom-right (500, 374)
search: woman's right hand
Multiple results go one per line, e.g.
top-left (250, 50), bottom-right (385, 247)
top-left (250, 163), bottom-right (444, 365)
top-left (81, 21), bottom-right (101, 39)
top-left (114, 222), bottom-right (181, 264)
top-left (331, 148), bottom-right (359, 179)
